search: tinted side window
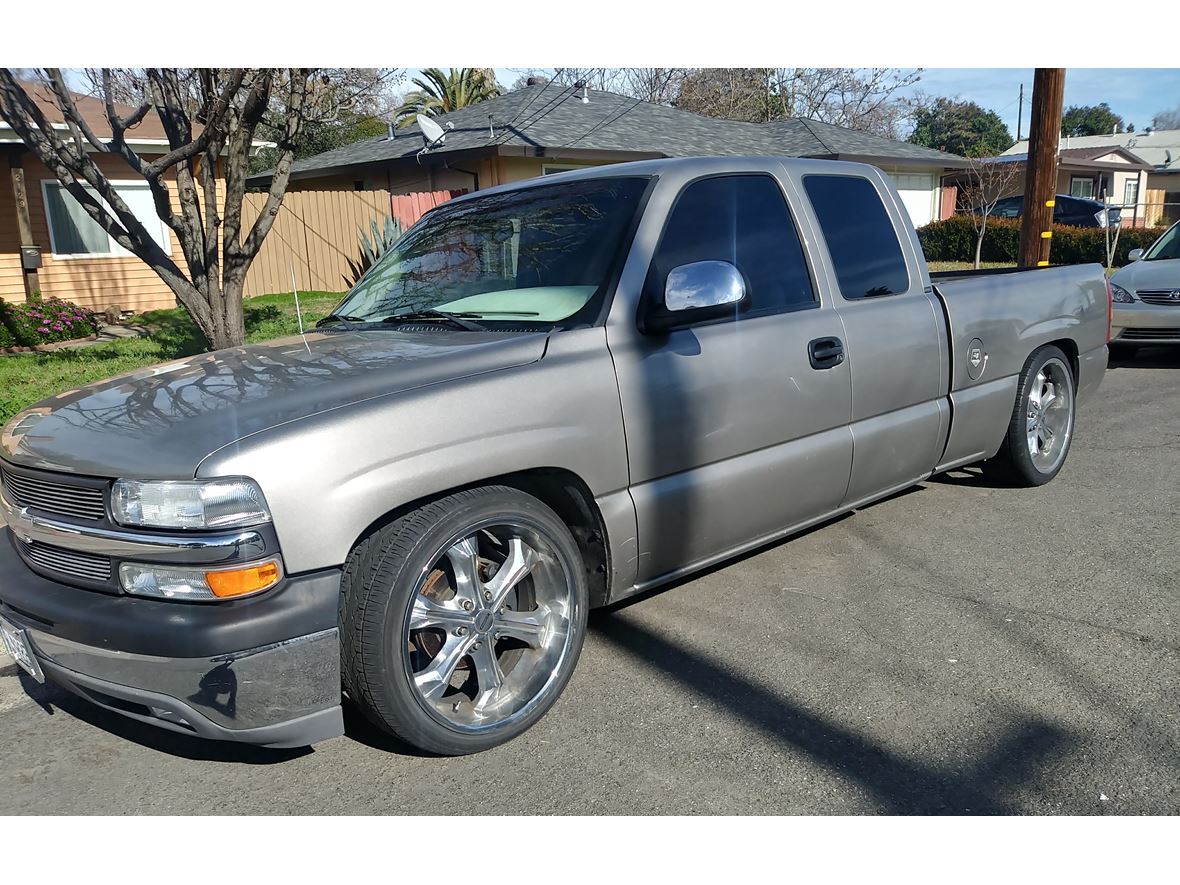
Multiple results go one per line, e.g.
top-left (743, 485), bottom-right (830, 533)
top-left (649, 175), bottom-right (815, 319)
top-left (804, 175), bottom-right (910, 300)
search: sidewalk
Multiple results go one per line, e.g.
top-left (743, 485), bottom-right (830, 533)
top-left (1, 323), bottom-right (149, 356)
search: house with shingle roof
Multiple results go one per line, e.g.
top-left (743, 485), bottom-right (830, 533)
top-left (1000, 135), bottom-right (1175, 227)
top-left (1, 83), bottom-right (269, 311)
top-left (248, 84), bottom-right (968, 228)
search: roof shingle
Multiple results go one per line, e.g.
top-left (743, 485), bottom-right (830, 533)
top-left (255, 85), bottom-right (962, 183)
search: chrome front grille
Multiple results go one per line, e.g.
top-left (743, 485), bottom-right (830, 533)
top-left (1136, 290), bottom-right (1180, 306)
top-left (17, 538), bottom-right (112, 582)
top-left (1, 466), bottom-right (107, 521)
top-left (1120, 327), bottom-right (1180, 340)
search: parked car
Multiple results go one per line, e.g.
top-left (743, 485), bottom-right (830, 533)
top-left (986, 193), bottom-right (1122, 228)
top-left (1108, 220), bottom-right (1180, 347)
top-left (0, 158), bottom-right (1110, 755)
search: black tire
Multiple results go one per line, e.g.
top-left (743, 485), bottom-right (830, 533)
top-left (983, 345), bottom-right (1076, 487)
top-left (339, 485), bottom-right (588, 755)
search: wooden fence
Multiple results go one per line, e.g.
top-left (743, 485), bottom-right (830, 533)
top-left (242, 188), bottom-right (462, 297)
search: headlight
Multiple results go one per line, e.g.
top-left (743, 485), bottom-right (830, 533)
top-left (120, 559), bottom-right (282, 601)
top-left (1110, 283), bottom-right (1136, 304)
top-left (111, 478), bottom-right (271, 529)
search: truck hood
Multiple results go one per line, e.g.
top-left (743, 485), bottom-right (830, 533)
top-left (1, 328), bottom-right (548, 477)
top-left (1110, 258), bottom-right (1180, 293)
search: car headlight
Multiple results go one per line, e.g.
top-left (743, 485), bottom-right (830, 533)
top-left (120, 559), bottom-right (283, 601)
top-left (1110, 283), bottom-right (1136, 304)
top-left (111, 478), bottom-right (271, 529)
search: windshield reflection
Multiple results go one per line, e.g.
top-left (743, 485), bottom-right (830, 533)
top-left (332, 176), bottom-right (650, 327)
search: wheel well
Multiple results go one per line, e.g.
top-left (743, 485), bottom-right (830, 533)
top-left (1046, 338), bottom-right (1079, 382)
top-left (348, 469), bottom-right (611, 608)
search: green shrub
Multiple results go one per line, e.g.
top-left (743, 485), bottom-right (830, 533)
top-left (917, 214), bottom-right (1165, 267)
top-left (0, 295), bottom-right (102, 348)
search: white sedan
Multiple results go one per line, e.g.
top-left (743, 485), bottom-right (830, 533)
top-left (1109, 221), bottom-right (1180, 347)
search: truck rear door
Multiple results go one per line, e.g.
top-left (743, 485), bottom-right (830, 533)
top-left (608, 169), bottom-right (853, 585)
top-left (797, 170), bottom-right (951, 506)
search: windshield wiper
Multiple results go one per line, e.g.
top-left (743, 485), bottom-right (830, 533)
top-left (381, 309), bottom-right (487, 331)
top-left (314, 313), bottom-right (366, 329)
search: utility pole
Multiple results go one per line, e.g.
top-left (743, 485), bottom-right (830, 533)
top-left (1016, 83), bottom-right (1024, 141)
top-left (1018, 69), bottom-right (1066, 268)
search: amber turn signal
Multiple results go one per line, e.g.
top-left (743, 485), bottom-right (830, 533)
top-left (205, 560), bottom-right (282, 598)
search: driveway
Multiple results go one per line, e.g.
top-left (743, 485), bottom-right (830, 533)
top-left (2, 348), bottom-right (1178, 814)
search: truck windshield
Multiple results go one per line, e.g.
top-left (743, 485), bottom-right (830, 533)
top-left (330, 176), bottom-right (649, 329)
top-left (1142, 223), bottom-right (1180, 261)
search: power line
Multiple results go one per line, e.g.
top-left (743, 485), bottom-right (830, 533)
top-left (496, 69), bottom-right (561, 134)
top-left (562, 95), bottom-right (645, 149)
top-left (492, 81), bottom-right (578, 147)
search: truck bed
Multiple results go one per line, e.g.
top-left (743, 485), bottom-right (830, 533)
top-left (929, 263), bottom-right (1110, 470)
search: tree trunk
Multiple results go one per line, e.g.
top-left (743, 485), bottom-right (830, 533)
top-left (975, 217), bottom-right (986, 270)
top-left (204, 277), bottom-right (246, 350)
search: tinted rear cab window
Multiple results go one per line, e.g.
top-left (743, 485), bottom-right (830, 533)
top-left (804, 174), bottom-right (910, 300)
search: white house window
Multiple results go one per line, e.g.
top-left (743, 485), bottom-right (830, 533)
top-left (1124, 179), bottom-right (1140, 207)
top-left (42, 181), bottom-right (171, 258)
top-left (541, 164), bottom-right (590, 176)
top-left (1069, 177), bottom-right (1095, 199)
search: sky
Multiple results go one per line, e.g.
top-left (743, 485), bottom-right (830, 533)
top-left (472, 68), bottom-right (1180, 139)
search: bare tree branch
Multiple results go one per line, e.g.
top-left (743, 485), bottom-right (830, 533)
top-left (0, 68), bottom-right (319, 348)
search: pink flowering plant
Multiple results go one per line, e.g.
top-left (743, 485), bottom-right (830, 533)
top-left (0, 294), bottom-right (101, 348)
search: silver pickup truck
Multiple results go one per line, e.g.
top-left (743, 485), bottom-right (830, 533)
top-left (0, 157), bottom-right (1109, 755)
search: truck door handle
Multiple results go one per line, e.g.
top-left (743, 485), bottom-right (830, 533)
top-left (808, 336), bottom-right (845, 370)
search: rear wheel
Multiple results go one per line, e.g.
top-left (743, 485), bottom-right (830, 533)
top-left (984, 345), bottom-right (1076, 486)
top-left (339, 486), bottom-right (588, 755)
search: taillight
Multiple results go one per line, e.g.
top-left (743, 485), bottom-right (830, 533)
top-left (1105, 278), bottom-right (1113, 343)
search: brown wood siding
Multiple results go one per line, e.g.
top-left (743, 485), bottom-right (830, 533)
top-left (0, 161), bottom-right (25, 303)
top-left (11, 153), bottom-right (182, 311)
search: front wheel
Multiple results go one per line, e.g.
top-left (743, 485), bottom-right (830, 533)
top-left (339, 486), bottom-right (588, 755)
top-left (984, 345), bottom-right (1076, 486)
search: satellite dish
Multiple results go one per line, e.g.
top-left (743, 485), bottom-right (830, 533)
top-left (416, 114), bottom-right (453, 149)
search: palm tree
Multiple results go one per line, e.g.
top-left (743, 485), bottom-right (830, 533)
top-left (395, 68), bottom-right (501, 127)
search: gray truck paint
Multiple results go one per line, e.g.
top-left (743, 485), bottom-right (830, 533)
top-left (2, 156), bottom-right (1109, 604)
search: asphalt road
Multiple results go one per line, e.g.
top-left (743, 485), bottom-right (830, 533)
top-left (2, 347), bottom-right (1178, 815)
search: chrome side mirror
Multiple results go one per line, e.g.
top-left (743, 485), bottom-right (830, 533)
top-left (664, 260), bottom-right (746, 312)
top-left (1128, 248), bottom-right (1143, 262)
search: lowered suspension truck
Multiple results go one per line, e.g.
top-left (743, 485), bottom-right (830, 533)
top-left (0, 157), bottom-right (1110, 754)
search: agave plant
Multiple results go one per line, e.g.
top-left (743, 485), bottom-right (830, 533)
top-left (344, 216), bottom-right (402, 288)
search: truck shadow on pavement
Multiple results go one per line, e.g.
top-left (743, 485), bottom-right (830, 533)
top-left (589, 612), bottom-right (1072, 815)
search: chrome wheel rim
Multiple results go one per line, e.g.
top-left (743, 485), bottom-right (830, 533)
top-left (1025, 357), bottom-right (1074, 474)
top-left (404, 522), bottom-right (573, 733)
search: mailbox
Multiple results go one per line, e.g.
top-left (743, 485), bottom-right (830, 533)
top-left (20, 246), bottom-right (41, 271)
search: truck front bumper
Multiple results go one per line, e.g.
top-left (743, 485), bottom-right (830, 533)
top-left (0, 528), bottom-right (344, 748)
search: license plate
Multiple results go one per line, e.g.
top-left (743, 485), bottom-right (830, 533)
top-left (0, 616), bottom-right (44, 683)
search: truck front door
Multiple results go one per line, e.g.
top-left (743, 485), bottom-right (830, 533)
top-left (608, 171), bottom-right (854, 585)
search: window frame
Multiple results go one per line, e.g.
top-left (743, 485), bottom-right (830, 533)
top-left (541, 163), bottom-right (594, 176)
top-left (1123, 177), bottom-right (1140, 208)
top-left (1069, 176), bottom-right (1096, 200)
top-left (41, 179), bottom-right (173, 261)
top-left (801, 172), bottom-right (912, 303)
top-left (639, 171), bottom-right (821, 333)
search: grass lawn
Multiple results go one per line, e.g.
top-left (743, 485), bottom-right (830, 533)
top-left (0, 291), bottom-right (343, 425)
top-left (927, 261), bottom-right (1016, 272)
